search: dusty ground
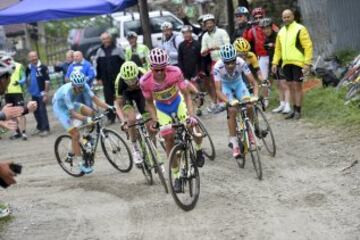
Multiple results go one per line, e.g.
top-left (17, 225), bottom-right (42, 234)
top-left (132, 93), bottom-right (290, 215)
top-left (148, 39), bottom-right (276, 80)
top-left (0, 107), bottom-right (359, 240)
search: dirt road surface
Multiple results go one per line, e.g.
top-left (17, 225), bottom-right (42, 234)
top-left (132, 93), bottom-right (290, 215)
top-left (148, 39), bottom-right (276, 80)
top-left (0, 109), bottom-right (359, 240)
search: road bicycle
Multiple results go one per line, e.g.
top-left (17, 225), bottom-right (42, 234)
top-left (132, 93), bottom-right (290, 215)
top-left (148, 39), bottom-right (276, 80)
top-left (54, 109), bottom-right (133, 177)
top-left (168, 114), bottom-right (203, 211)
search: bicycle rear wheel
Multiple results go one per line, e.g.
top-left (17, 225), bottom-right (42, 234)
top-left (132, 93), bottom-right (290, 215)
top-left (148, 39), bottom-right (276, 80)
top-left (255, 105), bottom-right (276, 157)
top-left (168, 144), bottom-right (200, 211)
top-left (54, 134), bottom-right (84, 177)
top-left (246, 121), bottom-right (262, 180)
top-left (101, 128), bottom-right (133, 173)
top-left (145, 138), bottom-right (168, 193)
top-left (194, 116), bottom-right (216, 160)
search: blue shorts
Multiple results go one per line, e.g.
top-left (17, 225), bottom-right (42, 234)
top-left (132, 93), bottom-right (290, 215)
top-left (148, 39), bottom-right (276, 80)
top-left (222, 80), bottom-right (250, 102)
top-left (53, 102), bottom-right (84, 132)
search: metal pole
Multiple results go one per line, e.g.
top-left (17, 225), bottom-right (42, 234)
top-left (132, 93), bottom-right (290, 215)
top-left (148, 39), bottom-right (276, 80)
top-left (226, 0), bottom-right (235, 37)
top-left (138, 0), bottom-right (153, 49)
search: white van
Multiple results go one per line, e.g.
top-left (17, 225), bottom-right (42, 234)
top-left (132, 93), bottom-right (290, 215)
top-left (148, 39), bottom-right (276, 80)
top-left (112, 10), bottom-right (184, 49)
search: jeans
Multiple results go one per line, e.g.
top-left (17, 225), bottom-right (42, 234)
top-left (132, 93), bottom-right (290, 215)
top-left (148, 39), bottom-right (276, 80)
top-left (32, 96), bottom-right (50, 131)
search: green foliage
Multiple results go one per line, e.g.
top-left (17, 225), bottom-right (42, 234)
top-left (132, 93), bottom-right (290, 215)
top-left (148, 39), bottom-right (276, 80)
top-left (335, 49), bottom-right (359, 65)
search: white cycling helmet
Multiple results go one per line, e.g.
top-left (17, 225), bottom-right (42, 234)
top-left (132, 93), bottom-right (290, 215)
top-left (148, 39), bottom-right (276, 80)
top-left (202, 14), bottom-right (215, 23)
top-left (181, 25), bottom-right (193, 33)
top-left (160, 22), bottom-right (173, 31)
top-left (70, 71), bottom-right (86, 87)
top-left (148, 48), bottom-right (169, 68)
top-left (0, 51), bottom-right (15, 77)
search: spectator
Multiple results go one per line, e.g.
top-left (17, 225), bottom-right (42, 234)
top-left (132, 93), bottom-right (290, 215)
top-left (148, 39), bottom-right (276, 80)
top-left (5, 58), bottom-right (28, 140)
top-left (243, 7), bottom-right (277, 82)
top-left (95, 32), bottom-right (125, 123)
top-left (25, 51), bottom-right (50, 137)
top-left (232, 6), bottom-right (250, 42)
top-left (160, 21), bottom-right (183, 67)
top-left (272, 9), bottom-right (313, 120)
top-left (200, 14), bottom-right (230, 113)
top-left (125, 31), bottom-right (150, 70)
top-left (177, 7), bottom-right (202, 35)
top-left (55, 50), bottom-right (74, 84)
top-left (65, 51), bottom-right (95, 107)
top-left (259, 18), bottom-right (291, 114)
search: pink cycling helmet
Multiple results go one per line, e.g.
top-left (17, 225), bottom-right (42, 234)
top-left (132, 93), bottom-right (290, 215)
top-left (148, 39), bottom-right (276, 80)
top-left (149, 48), bottom-right (169, 68)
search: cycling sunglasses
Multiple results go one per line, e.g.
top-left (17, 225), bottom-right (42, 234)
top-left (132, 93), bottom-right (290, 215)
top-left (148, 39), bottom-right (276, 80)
top-left (152, 68), bottom-right (166, 73)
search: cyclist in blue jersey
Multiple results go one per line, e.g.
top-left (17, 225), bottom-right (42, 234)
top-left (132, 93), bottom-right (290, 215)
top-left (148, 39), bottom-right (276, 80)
top-left (52, 71), bottom-right (115, 173)
top-left (214, 44), bottom-right (258, 158)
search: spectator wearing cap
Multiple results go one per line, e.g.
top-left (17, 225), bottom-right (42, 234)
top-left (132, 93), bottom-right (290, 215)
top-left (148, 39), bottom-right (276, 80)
top-left (243, 7), bottom-right (278, 81)
top-left (178, 25), bottom-right (202, 88)
top-left (125, 32), bottom-right (150, 70)
top-left (200, 14), bottom-right (230, 113)
top-left (95, 32), bottom-right (125, 123)
top-left (272, 9), bottom-right (313, 120)
top-left (232, 6), bottom-right (250, 42)
top-left (160, 21), bottom-right (183, 66)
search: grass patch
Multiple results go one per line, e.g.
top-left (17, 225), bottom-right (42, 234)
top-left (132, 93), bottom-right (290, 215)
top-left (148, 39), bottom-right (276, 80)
top-left (269, 83), bottom-right (360, 131)
top-left (335, 49), bottom-right (359, 65)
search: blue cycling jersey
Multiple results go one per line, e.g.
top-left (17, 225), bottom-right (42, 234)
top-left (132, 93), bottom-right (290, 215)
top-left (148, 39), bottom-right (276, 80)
top-left (52, 82), bottom-right (94, 111)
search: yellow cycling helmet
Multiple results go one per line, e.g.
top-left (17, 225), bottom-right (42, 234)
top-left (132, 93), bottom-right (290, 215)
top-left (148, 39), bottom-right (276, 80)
top-left (233, 37), bottom-right (251, 53)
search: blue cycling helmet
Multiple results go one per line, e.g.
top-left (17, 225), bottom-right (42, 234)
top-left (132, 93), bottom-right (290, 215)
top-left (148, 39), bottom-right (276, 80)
top-left (220, 44), bottom-right (237, 62)
top-left (70, 71), bottom-right (86, 87)
top-left (234, 6), bottom-right (249, 16)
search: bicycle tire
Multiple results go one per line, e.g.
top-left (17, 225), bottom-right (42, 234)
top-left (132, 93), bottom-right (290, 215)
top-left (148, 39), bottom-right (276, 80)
top-left (100, 128), bottom-right (133, 173)
top-left (168, 144), bottom-right (200, 211)
top-left (194, 116), bottom-right (216, 160)
top-left (139, 137), bottom-right (153, 185)
top-left (255, 105), bottom-right (276, 157)
top-left (246, 121), bottom-right (263, 180)
top-left (54, 134), bottom-right (84, 177)
top-left (145, 137), bottom-right (168, 193)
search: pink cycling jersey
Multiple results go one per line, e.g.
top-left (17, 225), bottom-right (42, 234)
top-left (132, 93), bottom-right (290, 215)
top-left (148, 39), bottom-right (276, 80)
top-left (140, 66), bottom-right (188, 104)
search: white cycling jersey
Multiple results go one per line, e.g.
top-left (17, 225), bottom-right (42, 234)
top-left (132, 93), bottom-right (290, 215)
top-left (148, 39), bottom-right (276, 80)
top-left (213, 57), bottom-right (251, 83)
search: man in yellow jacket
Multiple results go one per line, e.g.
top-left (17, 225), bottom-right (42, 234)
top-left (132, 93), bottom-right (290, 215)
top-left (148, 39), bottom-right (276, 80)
top-left (272, 9), bottom-right (313, 120)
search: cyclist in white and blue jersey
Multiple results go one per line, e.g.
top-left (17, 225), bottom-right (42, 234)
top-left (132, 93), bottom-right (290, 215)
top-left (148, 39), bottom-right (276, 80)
top-left (213, 44), bottom-right (258, 158)
top-left (52, 72), bottom-right (115, 173)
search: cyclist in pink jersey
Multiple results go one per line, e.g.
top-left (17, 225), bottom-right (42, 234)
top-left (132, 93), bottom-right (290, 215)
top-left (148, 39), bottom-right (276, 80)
top-left (140, 48), bottom-right (204, 193)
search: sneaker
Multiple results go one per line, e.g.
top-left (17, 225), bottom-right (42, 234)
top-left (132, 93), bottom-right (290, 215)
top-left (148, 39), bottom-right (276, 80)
top-left (0, 203), bottom-right (10, 219)
top-left (272, 105), bottom-right (284, 113)
top-left (232, 147), bottom-right (243, 158)
top-left (39, 130), bottom-right (50, 137)
top-left (207, 104), bottom-right (216, 113)
top-left (196, 149), bottom-right (205, 167)
top-left (31, 129), bottom-right (41, 136)
top-left (132, 149), bottom-right (143, 167)
top-left (173, 178), bottom-right (182, 193)
top-left (22, 133), bottom-right (28, 141)
top-left (10, 132), bottom-right (21, 140)
top-left (282, 104), bottom-right (292, 114)
top-left (294, 111), bottom-right (301, 120)
top-left (285, 112), bottom-right (295, 120)
top-left (80, 162), bottom-right (94, 174)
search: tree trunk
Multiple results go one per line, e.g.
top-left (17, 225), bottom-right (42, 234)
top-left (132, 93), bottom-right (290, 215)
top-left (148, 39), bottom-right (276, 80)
top-left (138, 0), bottom-right (152, 48)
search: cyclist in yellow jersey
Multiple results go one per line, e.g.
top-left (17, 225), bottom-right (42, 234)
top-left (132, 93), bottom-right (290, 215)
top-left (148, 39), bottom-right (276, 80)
top-left (234, 37), bottom-right (270, 107)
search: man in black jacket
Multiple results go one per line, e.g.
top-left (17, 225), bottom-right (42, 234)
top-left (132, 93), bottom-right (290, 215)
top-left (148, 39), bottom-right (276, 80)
top-left (95, 32), bottom-right (125, 123)
top-left (25, 51), bottom-right (50, 137)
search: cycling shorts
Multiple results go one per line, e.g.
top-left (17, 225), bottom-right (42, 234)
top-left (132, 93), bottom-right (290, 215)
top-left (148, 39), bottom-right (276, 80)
top-left (155, 95), bottom-right (188, 137)
top-left (222, 80), bottom-right (250, 102)
top-left (53, 102), bottom-right (84, 132)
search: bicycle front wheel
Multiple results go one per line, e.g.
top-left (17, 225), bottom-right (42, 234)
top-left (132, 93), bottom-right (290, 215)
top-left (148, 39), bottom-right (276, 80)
top-left (194, 116), bottom-right (216, 160)
top-left (168, 144), bottom-right (200, 211)
top-left (246, 121), bottom-right (262, 180)
top-left (255, 105), bottom-right (276, 157)
top-left (145, 138), bottom-right (168, 193)
top-left (54, 134), bottom-right (84, 177)
top-left (101, 128), bottom-right (133, 173)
